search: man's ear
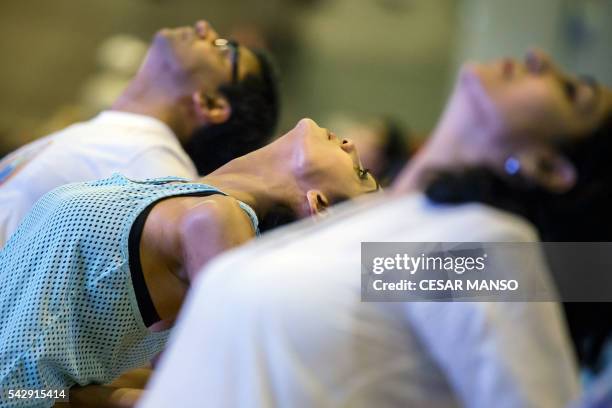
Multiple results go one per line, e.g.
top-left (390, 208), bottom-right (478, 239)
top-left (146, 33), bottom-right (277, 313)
top-left (306, 189), bottom-right (330, 216)
top-left (192, 91), bottom-right (232, 125)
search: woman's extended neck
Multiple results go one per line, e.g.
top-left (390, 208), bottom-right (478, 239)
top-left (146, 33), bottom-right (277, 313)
top-left (200, 146), bottom-right (304, 220)
top-left (392, 84), bottom-right (502, 194)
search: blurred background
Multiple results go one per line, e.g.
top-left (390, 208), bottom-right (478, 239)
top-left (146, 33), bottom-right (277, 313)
top-left (1, 0), bottom-right (611, 158)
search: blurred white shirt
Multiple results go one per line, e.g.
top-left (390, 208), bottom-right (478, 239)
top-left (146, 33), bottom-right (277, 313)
top-left (0, 111), bottom-right (197, 247)
top-left (140, 193), bottom-right (580, 408)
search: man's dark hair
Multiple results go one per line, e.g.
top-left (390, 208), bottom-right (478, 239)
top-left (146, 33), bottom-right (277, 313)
top-left (425, 113), bottom-right (612, 373)
top-left (185, 49), bottom-right (280, 175)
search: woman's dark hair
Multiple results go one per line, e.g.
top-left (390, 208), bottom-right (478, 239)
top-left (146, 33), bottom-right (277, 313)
top-left (185, 49), bottom-right (280, 176)
top-left (257, 203), bottom-right (298, 233)
top-left (377, 116), bottom-right (412, 185)
top-left (425, 113), bottom-right (612, 372)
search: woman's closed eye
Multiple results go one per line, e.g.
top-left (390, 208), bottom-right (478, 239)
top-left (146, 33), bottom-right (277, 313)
top-left (355, 166), bottom-right (369, 180)
top-left (355, 167), bottom-right (380, 191)
top-left (562, 79), bottom-right (577, 102)
top-left (562, 75), bottom-right (600, 113)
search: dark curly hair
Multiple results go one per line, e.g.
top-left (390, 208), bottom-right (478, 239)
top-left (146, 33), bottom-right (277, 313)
top-left (425, 112), bottom-right (612, 372)
top-left (185, 49), bottom-right (280, 176)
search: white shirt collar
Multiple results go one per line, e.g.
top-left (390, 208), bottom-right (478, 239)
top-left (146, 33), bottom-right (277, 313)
top-left (92, 111), bottom-right (177, 141)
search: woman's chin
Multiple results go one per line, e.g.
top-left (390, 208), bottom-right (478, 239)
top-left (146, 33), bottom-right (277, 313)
top-left (458, 61), bottom-right (482, 82)
top-left (459, 61), bottom-right (487, 88)
top-left (446, 65), bottom-right (504, 141)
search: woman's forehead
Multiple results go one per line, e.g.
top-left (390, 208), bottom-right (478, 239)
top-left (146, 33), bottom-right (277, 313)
top-left (600, 86), bottom-right (612, 115)
top-left (580, 84), bottom-right (612, 128)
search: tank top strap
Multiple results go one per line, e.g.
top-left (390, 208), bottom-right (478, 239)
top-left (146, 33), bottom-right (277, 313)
top-left (107, 173), bottom-right (260, 235)
top-left (132, 175), bottom-right (192, 185)
top-left (236, 201), bottom-right (260, 236)
top-left (177, 181), bottom-right (261, 236)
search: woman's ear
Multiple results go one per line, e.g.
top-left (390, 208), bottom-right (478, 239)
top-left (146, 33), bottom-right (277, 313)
top-left (513, 145), bottom-right (577, 193)
top-left (192, 91), bottom-right (232, 125)
top-left (306, 190), bottom-right (330, 216)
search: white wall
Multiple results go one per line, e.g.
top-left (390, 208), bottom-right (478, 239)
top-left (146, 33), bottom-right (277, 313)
top-left (282, 0), bottom-right (458, 133)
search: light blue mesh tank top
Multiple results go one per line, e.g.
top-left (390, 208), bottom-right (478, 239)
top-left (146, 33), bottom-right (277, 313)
top-left (0, 174), bottom-right (259, 406)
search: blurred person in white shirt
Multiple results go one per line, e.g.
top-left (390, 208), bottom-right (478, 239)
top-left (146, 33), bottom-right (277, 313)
top-left (138, 50), bottom-right (612, 408)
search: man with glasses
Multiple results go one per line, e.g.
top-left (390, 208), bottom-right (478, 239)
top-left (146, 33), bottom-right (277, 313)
top-left (0, 20), bottom-right (279, 248)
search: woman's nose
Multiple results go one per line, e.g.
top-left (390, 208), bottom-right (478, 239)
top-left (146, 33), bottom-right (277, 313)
top-left (195, 20), bottom-right (219, 42)
top-left (525, 49), bottom-right (551, 74)
top-left (340, 138), bottom-right (356, 153)
top-left (297, 118), bottom-right (320, 131)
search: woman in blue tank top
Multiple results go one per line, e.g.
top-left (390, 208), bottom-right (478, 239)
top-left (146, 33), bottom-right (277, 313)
top-left (0, 118), bottom-right (379, 407)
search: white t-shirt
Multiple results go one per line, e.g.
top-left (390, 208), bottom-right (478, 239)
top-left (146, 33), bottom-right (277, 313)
top-left (139, 193), bottom-right (580, 408)
top-left (0, 111), bottom-right (197, 247)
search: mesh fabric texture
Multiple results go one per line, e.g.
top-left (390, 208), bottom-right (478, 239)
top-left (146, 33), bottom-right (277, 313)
top-left (0, 174), bottom-right (258, 406)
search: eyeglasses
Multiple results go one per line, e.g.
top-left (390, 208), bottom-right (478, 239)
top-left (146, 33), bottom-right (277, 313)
top-left (214, 38), bottom-right (240, 85)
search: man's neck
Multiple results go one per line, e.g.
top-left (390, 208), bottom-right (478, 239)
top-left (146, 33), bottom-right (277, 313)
top-left (111, 76), bottom-right (193, 142)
